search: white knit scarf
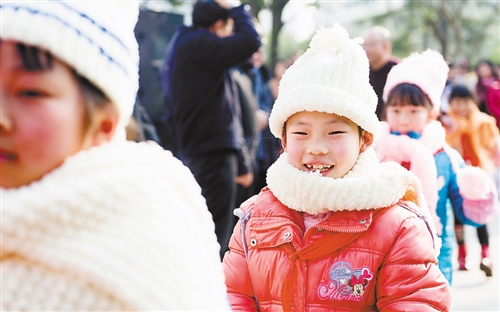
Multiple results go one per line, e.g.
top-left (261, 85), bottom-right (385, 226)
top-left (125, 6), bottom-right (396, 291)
top-left (267, 148), bottom-right (426, 214)
top-left (419, 120), bottom-right (447, 155)
top-left (1, 141), bottom-right (229, 311)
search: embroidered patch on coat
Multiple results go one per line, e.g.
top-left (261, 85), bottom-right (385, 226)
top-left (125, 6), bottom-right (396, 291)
top-left (317, 261), bottom-right (373, 302)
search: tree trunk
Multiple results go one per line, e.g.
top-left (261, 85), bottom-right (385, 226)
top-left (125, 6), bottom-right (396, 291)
top-left (440, 0), bottom-right (463, 60)
top-left (270, 0), bottom-right (288, 66)
top-left (248, 2), bottom-right (263, 20)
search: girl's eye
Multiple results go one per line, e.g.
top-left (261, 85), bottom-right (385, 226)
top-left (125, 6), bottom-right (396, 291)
top-left (18, 90), bottom-right (45, 98)
top-left (291, 131), bottom-right (307, 135)
top-left (329, 131), bottom-right (344, 135)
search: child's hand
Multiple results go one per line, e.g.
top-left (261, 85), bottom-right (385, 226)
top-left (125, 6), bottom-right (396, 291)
top-left (457, 166), bottom-right (492, 200)
top-left (256, 109), bottom-right (269, 131)
top-left (235, 171), bottom-right (254, 188)
top-left (440, 114), bottom-right (457, 133)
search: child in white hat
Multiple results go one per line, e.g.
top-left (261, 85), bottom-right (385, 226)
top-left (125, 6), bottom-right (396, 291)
top-left (223, 24), bottom-right (451, 311)
top-left (1, 1), bottom-right (229, 310)
top-left (375, 49), bottom-right (498, 284)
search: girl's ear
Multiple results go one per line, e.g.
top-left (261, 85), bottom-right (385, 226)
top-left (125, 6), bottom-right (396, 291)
top-left (281, 132), bottom-right (287, 151)
top-left (86, 104), bottom-right (119, 147)
top-left (360, 131), bottom-right (374, 152)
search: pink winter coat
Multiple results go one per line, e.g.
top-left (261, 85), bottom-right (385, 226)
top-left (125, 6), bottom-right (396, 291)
top-left (223, 188), bottom-right (451, 312)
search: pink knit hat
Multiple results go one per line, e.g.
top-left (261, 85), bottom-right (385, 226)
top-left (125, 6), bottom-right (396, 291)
top-left (383, 49), bottom-right (449, 112)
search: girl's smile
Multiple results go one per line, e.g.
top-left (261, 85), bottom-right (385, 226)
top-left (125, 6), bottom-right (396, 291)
top-left (304, 162), bottom-right (334, 176)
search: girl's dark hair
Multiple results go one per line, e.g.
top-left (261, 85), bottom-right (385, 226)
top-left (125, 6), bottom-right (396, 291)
top-left (16, 43), bottom-right (54, 70)
top-left (476, 59), bottom-right (499, 80)
top-left (16, 43), bottom-right (110, 131)
top-left (385, 83), bottom-right (433, 110)
top-left (449, 84), bottom-right (476, 102)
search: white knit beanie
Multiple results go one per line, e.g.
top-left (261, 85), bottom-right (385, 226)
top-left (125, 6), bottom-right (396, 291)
top-left (383, 49), bottom-right (449, 112)
top-left (1, 1), bottom-right (140, 130)
top-left (269, 23), bottom-right (381, 139)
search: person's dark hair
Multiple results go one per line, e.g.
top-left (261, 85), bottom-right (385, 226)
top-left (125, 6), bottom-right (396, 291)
top-left (460, 59), bottom-right (469, 71)
top-left (385, 83), bottom-right (433, 110)
top-left (192, 0), bottom-right (230, 28)
top-left (15, 43), bottom-right (54, 70)
top-left (449, 84), bottom-right (476, 102)
top-left (476, 59), bottom-right (499, 80)
top-left (15, 42), bottom-right (110, 132)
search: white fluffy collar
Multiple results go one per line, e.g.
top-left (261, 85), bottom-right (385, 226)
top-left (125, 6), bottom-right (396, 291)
top-left (419, 120), bottom-right (447, 154)
top-left (266, 148), bottom-right (426, 214)
top-left (379, 120), bottom-right (446, 155)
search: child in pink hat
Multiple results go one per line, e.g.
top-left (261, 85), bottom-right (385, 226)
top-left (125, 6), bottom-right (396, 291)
top-left (375, 49), bottom-right (498, 284)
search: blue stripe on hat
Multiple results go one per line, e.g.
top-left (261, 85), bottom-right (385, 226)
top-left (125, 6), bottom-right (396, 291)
top-left (57, 1), bottom-right (131, 55)
top-left (1, 3), bottom-right (130, 77)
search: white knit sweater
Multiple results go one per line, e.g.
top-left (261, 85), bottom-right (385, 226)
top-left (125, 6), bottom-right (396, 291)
top-left (1, 141), bottom-right (230, 311)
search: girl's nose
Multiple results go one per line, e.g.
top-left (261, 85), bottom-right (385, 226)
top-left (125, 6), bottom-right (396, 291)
top-left (399, 112), bottom-right (410, 125)
top-left (307, 137), bottom-right (328, 155)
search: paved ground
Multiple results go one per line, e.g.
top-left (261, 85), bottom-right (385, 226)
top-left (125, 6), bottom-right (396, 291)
top-left (451, 214), bottom-right (499, 311)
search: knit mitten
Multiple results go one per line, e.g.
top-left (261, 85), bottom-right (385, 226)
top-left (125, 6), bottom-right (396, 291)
top-left (457, 166), bottom-right (499, 224)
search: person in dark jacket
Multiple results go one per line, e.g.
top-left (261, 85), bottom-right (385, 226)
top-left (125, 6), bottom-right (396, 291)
top-left (231, 59), bottom-right (259, 208)
top-left (250, 47), bottom-right (281, 194)
top-left (362, 26), bottom-right (399, 121)
top-left (160, 0), bottom-right (261, 258)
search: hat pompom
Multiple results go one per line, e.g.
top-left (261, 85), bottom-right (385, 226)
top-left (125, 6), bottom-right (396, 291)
top-left (309, 25), bottom-right (357, 54)
top-left (404, 50), bottom-right (448, 69)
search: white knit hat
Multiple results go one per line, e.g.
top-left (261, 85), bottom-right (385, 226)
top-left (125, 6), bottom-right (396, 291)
top-left (1, 1), bottom-right (140, 130)
top-left (383, 49), bottom-right (449, 112)
top-left (269, 24), bottom-right (381, 139)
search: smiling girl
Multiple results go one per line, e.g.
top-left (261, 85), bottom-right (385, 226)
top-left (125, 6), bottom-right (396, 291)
top-left (222, 24), bottom-right (451, 311)
top-left (375, 50), bottom-right (498, 285)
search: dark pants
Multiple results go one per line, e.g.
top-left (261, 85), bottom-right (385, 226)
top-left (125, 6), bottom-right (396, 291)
top-left (454, 215), bottom-right (489, 246)
top-left (184, 151), bottom-right (238, 259)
